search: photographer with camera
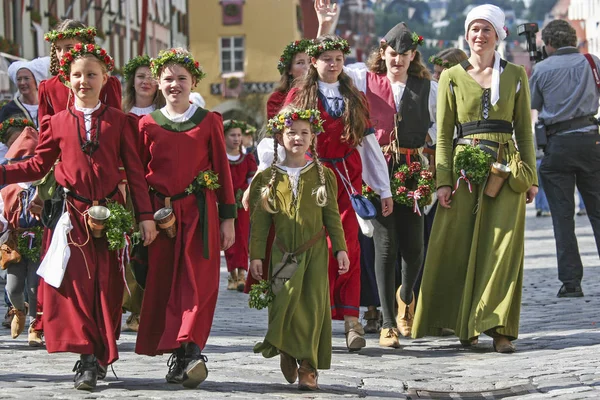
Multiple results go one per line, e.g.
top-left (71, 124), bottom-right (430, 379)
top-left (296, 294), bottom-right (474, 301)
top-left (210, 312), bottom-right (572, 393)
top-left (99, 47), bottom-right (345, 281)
top-left (529, 19), bottom-right (600, 299)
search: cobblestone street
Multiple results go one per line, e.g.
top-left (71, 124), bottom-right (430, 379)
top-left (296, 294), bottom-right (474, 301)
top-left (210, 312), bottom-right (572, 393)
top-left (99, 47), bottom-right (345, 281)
top-left (1, 205), bottom-right (599, 399)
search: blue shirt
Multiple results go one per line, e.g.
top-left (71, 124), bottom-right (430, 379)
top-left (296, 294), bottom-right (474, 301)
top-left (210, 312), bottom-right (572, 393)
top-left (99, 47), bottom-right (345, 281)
top-left (529, 47), bottom-right (600, 134)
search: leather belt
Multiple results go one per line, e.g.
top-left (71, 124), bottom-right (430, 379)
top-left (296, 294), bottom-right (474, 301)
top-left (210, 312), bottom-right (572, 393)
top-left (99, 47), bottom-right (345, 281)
top-left (546, 115), bottom-right (599, 136)
top-left (458, 119), bottom-right (513, 137)
top-left (65, 186), bottom-right (119, 206)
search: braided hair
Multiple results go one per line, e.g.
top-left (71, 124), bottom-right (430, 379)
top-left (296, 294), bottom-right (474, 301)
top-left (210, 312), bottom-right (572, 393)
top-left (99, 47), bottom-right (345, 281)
top-left (48, 20), bottom-right (94, 76)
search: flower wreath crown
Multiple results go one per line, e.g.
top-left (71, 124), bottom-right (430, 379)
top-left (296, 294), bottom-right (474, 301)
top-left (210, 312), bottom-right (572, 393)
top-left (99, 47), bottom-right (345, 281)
top-left (428, 55), bottom-right (453, 69)
top-left (277, 39), bottom-right (312, 74)
top-left (266, 108), bottom-right (324, 137)
top-left (306, 38), bottom-right (351, 59)
top-left (44, 27), bottom-right (97, 43)
top-left (150, 49), bottom-right (206, 87)
top-left (123, 55), bottom-right (152, 82)
top-left (58, 43), bottom-right (115, 84)
top-left (244, 125), bottom-right (257, 136)
top-left (223, 119), bottom-right (248, 133)
top-left (411, 32), bottom-right (425, 46)
top-left (0, 118), bottom-right (36, 143)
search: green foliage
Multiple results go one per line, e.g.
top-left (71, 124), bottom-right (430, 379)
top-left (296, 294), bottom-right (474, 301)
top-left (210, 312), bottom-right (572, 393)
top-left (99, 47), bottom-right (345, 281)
top-left (185, 170), bottom-right (221, 195)
top-left (248, 279), bottom-right (275, 310)
top-left (105, 201), bottom-right (135, 251)
top-left (17, 226), bottom-right (43, 263)
top-left (454, 145), bottom-right (493, 185)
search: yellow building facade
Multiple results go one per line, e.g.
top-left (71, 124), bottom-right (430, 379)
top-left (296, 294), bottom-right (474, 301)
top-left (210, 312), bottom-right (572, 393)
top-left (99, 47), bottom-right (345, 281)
top-left (189, 0), bottom-right (304, 125)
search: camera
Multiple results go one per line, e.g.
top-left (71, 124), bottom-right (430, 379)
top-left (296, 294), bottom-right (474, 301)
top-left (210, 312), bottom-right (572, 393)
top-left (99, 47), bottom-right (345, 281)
top-left (517, 22), bottom-right (547, 63)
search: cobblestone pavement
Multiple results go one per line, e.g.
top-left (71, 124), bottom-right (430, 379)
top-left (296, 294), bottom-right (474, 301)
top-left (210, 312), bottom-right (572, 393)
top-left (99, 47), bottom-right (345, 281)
top-left (1, 205), bottom-right (599, 399)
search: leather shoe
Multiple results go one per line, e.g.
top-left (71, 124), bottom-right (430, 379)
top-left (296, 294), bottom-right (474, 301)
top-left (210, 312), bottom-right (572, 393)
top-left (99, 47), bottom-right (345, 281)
top-left (379, 328), bottom-right (400, 348)
top-left (460, 337), bottom-right (479, 347)
top-left (344, 320), bottom-right (366, 351)
top-left (236, 269), bottom-right (246, 292)
top-left (493, 336), bottom-right (516, 353)
top-left (557, 284), bottom-right (583, 298)
top-left (9, 307), bottom-right (26, 339)
top-left (280, 352), bottom-right (298, 383)
top-left (227, 270), bottom-right (238, 290)
top-left (298, 360), bottom-right (318, 391)
top-left (396, 286), bottom-right (415, 337)
top-left (363, 309), bottom-right (381, 333)
top-left (182, 343), bottom-right (208, 388)
top-left (165, 347), bottom-right (186, 384)
top-left (73, 354), bottom-right (98, 390)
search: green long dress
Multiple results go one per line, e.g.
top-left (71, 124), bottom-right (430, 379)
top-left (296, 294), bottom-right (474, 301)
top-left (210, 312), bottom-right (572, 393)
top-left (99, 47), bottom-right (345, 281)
top-left (412, 61), bottom-right (537, 341)
top-left (250, 162), bottom-right (346, 369)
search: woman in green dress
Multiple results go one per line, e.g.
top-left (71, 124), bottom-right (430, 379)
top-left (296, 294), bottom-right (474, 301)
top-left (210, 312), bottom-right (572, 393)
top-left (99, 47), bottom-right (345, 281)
top-left (412, 4), bottom-right (538, 353)
top-left (249, 107), bottom-right (349, 390)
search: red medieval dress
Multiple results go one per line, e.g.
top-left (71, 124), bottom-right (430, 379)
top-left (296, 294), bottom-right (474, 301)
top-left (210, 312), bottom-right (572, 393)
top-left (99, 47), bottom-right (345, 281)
top-left (0, 105), bottom-right (153, 366)
top-left (284, 88), bottom-right (368, 320)
top-left (266, 90), bottom-right (287, 120)
top-left (224, 153), bottom-right (257, 272)
top-left (135, 107), bottom-right (236, 356)
top-left (35, 75), bottom-right (123, 333)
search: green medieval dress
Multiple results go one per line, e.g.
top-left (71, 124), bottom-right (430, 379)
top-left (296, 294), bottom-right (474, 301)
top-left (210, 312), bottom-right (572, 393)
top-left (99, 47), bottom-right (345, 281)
top-left (250, 162), bottom-right (346, 369)
top-left (412, 60), bottom-right (538, 341)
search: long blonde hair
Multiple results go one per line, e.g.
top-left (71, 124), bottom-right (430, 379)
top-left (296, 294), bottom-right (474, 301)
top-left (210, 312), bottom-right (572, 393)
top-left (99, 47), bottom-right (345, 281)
top-left (259, 108), bottom-right (328, 214)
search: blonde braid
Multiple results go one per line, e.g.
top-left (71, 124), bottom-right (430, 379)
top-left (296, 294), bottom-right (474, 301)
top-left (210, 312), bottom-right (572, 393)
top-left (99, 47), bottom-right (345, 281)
top-left (259, 138), bottom-right (279, 213)
top-left (309, 140), bottom-right (328, 207)
top-left (49, 43), bottom-right (59, 76)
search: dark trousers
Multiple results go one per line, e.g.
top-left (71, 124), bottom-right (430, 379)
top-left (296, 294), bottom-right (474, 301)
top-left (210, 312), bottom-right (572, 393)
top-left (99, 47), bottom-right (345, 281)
top-left (539, 133), bottom-right (600, 287)
top-left (372, 198), bottom-right (424, 329)
top-left (359, 232), bottom-right (380, 307)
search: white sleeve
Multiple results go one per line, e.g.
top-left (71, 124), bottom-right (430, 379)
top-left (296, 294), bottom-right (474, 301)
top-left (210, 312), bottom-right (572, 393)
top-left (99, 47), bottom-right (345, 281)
top-left (343, 63), bottom-right (368, 94)
top-left (256, 137), bottom-right (286, 172)
top-left (0, 193), bottom-right (8, 245)
top-left (427, 81), bottom-right (438, 145)
top-left (357, 135), bottom-right (392, 199)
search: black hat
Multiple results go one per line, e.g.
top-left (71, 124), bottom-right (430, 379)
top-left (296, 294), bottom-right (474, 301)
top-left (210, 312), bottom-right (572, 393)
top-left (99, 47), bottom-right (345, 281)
top-left (383, 23), bottom-right (417, 54)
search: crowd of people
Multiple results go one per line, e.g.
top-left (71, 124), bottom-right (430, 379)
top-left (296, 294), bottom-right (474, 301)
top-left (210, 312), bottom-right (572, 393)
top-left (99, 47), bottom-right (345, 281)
top-left (0, 0), bottom-right (599, 393)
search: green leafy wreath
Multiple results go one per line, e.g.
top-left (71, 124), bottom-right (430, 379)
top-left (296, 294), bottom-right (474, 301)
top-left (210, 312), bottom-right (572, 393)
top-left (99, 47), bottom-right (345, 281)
top-left (17, 226), bottom-right (43, 263)
top-left (390, 162), bottom-right (434, 214)
top-left (453, 144), bottom-right (493, 189)
top-left (105, 201), bottom-right (135, 251)
top-left (123, 54), bottom-right (152, 82)
top-left (248, 279), bottom-right (275, 310)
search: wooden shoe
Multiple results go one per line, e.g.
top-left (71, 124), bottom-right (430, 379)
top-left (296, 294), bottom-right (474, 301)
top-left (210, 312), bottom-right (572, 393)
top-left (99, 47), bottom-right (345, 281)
top-left (280, 352), bottom-right (298, 383)
top-left (396, 286), bottom-right (415, 337)
top-left (9, 307), bottom-right (26, 339)
top-left (493, 336), bottom-right (516, 353)
top-left (344, 320), bottom-right (366, 351)
top-left (227, 270), bottom-right (238, 290)
top-left (298, 360), bottom-right (318, 391)
top-left (28, 325), bottom-right (44, 347)
top-left (379, 328), bottom-right (400, 348)
top-left (363, 309), bottom-right (381, 333)
top-left (236, 269), bottom-right (246, 292)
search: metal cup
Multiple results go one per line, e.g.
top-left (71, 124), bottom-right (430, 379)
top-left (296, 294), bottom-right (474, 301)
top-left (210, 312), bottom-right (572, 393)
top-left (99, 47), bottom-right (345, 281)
top-left (87, 205), bottom-right (111, 238)
top-left (154, 207), bottom-right (177, 238)
top-left (484, 162), bottom-right (511, 198)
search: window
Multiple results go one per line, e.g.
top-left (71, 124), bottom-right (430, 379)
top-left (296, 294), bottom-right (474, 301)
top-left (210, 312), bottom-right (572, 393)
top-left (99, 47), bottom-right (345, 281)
top-left (220, 36), bottom-right (244, 73)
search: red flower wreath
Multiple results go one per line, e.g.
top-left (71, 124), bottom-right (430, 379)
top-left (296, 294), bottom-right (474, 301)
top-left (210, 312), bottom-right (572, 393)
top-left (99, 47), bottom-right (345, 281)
top-left (390, 161), bottom-right (435, 216)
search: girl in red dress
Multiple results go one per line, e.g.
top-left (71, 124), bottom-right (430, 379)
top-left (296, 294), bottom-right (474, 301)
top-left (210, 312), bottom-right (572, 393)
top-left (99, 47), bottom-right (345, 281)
top-left (33, 20), bottom-right (123, 341)
top-left (0, 45), bottom-right (156, 390)
top-left (223, 119), bottom-right (257, 292)
top-left (267, 40), bottom-right (311, 119)
top-left (122, 55), bottom-right (165, 117)
top-left (285, 35), bottom-right (393, 351)
top-left (135, 48), bottom-right (236, 389)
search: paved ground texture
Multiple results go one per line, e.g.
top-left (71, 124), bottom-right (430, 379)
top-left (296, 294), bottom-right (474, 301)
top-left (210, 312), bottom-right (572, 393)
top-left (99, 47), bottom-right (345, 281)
top-left (1, 205), bottom-right (599, 399)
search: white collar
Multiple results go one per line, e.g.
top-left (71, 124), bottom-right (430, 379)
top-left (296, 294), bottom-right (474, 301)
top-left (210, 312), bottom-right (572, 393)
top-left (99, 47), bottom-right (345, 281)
top-left (75, 101), bottom-right (102, 115)
top-left (130, 105), bottom-right (156, 116)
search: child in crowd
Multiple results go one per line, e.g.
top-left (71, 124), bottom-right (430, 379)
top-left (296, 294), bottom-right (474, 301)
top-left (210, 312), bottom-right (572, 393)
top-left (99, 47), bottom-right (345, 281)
top-left (122, 55), bottom-right (165, 117)
top-left (0, 120), bottom-right (43, 347)
top-left (285, 35), bottom-right (392, 351)
top-left (135, 48), bottom-right (236, 389)
top-left (249, 106), bottom-right (349, 390)
top-left (0, 44), bottom-right (156, 390)
top-left (223, 119), bottom-right (257, 292)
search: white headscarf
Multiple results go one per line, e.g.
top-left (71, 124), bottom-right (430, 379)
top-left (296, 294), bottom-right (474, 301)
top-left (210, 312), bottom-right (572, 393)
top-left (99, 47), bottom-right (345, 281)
top-left (464, 4), bottom-right (507, 42)
top-left (7, 57), bottom-right (51, 86)
top-left (464, 4), bottom-right (506, 106)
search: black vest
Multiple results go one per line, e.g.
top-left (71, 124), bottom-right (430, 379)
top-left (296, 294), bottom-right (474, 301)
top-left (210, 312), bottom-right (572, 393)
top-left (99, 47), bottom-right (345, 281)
top-left (396, 76), bottom-right (431, 148)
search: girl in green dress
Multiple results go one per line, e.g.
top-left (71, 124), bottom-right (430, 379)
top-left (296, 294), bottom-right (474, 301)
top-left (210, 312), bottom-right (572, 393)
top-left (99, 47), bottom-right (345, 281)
top-left (412, 4), bottom-right (538, 353)
top-left (249, 107), bottom-right (349, 390)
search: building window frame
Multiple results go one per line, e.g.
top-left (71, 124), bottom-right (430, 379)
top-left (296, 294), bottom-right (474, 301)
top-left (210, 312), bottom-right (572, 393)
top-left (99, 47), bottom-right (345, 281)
top-left (220, 36), bottom-right (244, 73)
